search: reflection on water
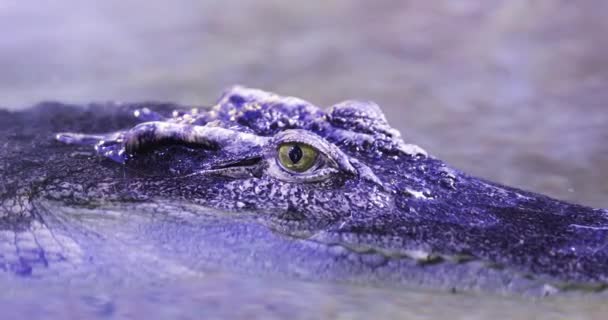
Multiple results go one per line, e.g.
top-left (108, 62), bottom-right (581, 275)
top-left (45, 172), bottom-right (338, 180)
top-left (1, 272), bottom-right (608, 320)
top-left (1, 0), bottom-right (607, 318)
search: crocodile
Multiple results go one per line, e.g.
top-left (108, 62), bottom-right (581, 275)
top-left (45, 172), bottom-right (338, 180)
top-left (1, 86), bottom-right (607, 296)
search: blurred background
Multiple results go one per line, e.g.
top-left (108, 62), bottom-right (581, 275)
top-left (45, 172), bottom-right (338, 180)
top-left (1, 0), bottom-right (607, 207)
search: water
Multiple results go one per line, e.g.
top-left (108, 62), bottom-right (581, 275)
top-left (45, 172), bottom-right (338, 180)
top-left (1, 1), bottom-right (607, 318)
top-left (1, 273), bottom-right (607, 319)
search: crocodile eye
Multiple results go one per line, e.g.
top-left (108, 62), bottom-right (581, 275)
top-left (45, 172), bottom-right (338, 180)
top-left (268, 130), bottom-right (356, 183)
top-left (277, 143), bottom-right (318, 173)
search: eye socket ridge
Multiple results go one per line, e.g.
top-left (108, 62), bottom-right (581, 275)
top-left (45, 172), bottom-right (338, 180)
top-left (268, 129), bottom-right (356, 182)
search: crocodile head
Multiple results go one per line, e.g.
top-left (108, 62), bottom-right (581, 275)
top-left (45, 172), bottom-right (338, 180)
top-left (58, 87), bottom-right (431, 235)
top-left (3, 86), bottom-right (608, 295)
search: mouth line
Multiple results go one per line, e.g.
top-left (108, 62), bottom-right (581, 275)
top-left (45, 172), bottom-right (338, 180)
top-left (180, 156), bottom-right (264, 179)
top-left (300, 236), bottom-right (608, 294)
top-left (211, 156), bottom-right (264, 170)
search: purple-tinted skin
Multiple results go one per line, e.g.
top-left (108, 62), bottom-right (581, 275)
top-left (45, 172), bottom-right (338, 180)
top-left (1, 86), bottom-right (607, 296)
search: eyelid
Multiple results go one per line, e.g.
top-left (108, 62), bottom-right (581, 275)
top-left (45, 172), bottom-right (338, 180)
top-left (292, 167), bottom-right (340, 182)
top-left (271, 129), bottom-right (356, 176)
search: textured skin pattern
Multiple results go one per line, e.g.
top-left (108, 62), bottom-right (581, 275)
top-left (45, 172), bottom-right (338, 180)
top-left (1, 87), bottom-right (607, 295)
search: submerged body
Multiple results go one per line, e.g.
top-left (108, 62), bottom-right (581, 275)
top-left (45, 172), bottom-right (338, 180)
top-left (1, 87), bottom-right (607, 296)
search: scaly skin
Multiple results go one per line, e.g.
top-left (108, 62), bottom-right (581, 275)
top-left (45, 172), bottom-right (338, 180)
top-left (1, 87), bottom-right (607, 295)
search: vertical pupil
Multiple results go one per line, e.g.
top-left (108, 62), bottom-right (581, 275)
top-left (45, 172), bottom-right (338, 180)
top-left (288, 145), bottom-right (303, 163)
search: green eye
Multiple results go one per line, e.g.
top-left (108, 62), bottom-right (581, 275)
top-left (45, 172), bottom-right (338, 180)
top-left (277, 143), bottom-right (318, 173)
